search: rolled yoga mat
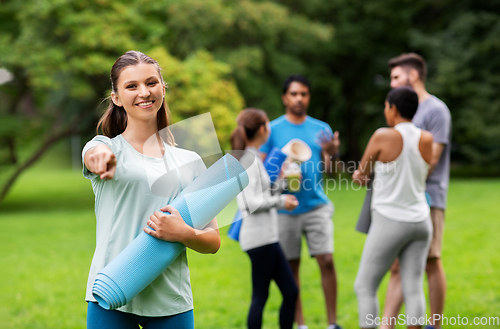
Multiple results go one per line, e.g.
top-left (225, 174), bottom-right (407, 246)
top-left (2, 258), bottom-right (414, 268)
top-left (356, 176), bottom-right (373, 234)
top-left (228, 147), bottom-right (287, 241)
top-left (92, 154), bottom-right (249, 310)
top-left (263, 147), bottom-right (288, 183)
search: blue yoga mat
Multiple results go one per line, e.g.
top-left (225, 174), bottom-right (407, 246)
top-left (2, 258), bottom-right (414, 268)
top-left (92, 154), bottom-right (249, 310)
top-left (227, 211), bottom-right (243, 241)
top-left (228, 147), bottom-right (287, 241)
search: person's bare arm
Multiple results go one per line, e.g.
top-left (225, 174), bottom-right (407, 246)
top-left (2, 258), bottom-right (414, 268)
top-left (352, 130), bottom-right (382, 185)
top-left (428, 142), bottom-right (444, 175)
top-left (84, 144), bottom-right (117, 180)
top-left (353, 128), bottom-right (402, 185)
top-left (418, 130), bottom-right (434, 165)
top-left (145, 205), bottom-right (221, 254)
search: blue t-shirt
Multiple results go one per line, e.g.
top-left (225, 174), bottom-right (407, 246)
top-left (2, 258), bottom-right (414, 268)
top-left (260, 115), bottom-right (333, 215)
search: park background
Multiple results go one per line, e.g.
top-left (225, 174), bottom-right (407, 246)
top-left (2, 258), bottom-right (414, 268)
top-left (0, 0), bottom-right (499, 328)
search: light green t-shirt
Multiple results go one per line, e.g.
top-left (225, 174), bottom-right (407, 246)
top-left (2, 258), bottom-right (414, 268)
top-left (82, 134), bottom-right (205, 316)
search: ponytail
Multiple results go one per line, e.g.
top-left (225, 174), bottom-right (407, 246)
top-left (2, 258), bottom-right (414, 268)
top-left (96, 100), bottom-right (127, 137)
top-left (230, 125), bottom-right (248, 151)
top-left (230, 108), bottom-right (268, 152)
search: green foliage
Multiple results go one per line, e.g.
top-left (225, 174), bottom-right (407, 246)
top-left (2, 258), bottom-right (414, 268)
top-left (409, 3), bottom-right (500, 164)
top-left (1, 0), bottom-right (499, 202)
top-left (0, 0), bottom-right (247, 199)
top-left (1, 152), bottom-right (499, 328)
top-left (273, 0), bottom-right (500, 164)
top-left (149, 47), bottom-right (243, 149)
top-left (160, 0), bottom-right (334, 117)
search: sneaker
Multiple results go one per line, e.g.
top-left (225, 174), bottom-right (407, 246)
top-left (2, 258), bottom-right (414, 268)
top-left (327, 325), bottom-right (343, 329)
top-left (297, 326), bottom-right (309, 329)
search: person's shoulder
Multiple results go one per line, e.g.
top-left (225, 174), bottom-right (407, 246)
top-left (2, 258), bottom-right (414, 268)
top-left (270, 115), bottom-right (287, 128)
top-left (429, 95), bottom-right (448, 107)
top-left (89, 134), bottom-right (114, 144)
top-left (86, 135), bottom-right (123, 153)
top-left (427, 96), bottom-right (451, 116)
top-left (305, 116), bottom-right (332, 131)
top-left (373, 127), bottom-right (400, 141)
top-left (306, 116), bottom-right (328, 126)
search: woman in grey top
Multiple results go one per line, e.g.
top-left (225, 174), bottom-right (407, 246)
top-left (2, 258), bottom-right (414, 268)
top-left (231, 108), bottom-right (299, 329)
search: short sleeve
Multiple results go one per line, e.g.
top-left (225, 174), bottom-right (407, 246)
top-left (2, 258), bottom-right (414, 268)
top-left (81, 135), bottom-right (115, 179)
top-left (323, 123), bottom-right (334, 137)
top-left (426, 107), bottom-right (451, 145)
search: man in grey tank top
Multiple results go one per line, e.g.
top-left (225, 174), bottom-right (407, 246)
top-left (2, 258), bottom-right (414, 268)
top-left (381, 53), bottom-right (452, 329)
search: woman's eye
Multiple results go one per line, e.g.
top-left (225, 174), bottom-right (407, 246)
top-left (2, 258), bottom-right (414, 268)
top-left (148, 81), bottom-right (158, 86)
top-left (126, 84), bottom-right (136, 89)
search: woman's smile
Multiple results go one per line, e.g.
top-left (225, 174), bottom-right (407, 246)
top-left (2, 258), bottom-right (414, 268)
top-left (136, 100), bottom-right (155, 109)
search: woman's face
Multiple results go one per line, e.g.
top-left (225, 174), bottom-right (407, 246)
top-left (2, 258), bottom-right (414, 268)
top-left (111, 63), bottom-right (165, 124)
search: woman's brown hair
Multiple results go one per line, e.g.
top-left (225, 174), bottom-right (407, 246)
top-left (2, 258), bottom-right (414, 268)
top-left (97, 50), bottom-right (174, 145)
top-left (230, 108), bottom-right (268, 151)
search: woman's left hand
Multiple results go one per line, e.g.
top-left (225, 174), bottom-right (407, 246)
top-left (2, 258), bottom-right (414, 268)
top-left (352, 170), bottom-right (371, 186)
top-left (144, 205), bottom-right (191, 243)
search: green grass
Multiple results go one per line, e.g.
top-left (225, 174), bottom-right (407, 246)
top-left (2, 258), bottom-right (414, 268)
top-left (1, 147), bottom-right (499, 328)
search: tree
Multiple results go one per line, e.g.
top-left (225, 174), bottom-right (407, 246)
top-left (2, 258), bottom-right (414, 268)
top-left (409, 1), bottom-right (500, 165)
top-left (258, 0), bottom-right (500, 167)
top-left (0, 0), bottom-right (333, 202)
top-left (0, 0), bottom-right (245, 202)
top-left (2, 0), bottom-right (498, 202)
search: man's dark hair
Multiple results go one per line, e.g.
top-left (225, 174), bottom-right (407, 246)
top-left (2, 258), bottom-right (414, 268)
top-left (282, 75), bottom-right (311, 94)
top-left (386, 86), bottom-right (419, 120)
top-left (388, 53), bottom-right (427, 82)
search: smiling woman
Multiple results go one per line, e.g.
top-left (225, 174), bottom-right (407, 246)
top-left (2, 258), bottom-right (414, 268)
top-left (111, 64), bottom-right (165, 125)
top-left (82, 51), bottom-right (221, 329)
top-left (96, 51), bottom-right (174, 147)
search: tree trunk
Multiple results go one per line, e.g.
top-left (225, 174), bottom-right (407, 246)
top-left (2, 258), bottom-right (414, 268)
top-left (0, 128), bottom-right (73, 203)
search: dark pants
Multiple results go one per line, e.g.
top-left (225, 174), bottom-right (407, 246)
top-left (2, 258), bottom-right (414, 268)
top-left (246, 242), bottom-right (298, 329)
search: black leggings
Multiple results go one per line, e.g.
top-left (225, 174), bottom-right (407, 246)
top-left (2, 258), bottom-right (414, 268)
top-left (246, 242), bottom-right (298, 329)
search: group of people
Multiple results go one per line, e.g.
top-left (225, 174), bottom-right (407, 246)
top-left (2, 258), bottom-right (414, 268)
top-left (82, 50), bottom-right (451, 329)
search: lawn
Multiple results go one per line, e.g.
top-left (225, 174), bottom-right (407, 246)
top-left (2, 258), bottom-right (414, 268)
top-left (1, 148), bottom-right (499, 328)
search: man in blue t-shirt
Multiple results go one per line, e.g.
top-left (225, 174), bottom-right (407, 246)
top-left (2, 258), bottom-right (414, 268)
top-left (382, 53), bottom-right (452, 329)
top-left (260, 75), bottom-right (342, 329)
